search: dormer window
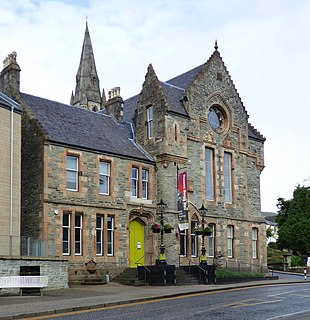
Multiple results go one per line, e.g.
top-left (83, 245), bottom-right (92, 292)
top-left (147, 106), bottom-right (153, 139)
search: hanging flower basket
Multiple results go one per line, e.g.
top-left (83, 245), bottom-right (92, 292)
top-left (194, 227), bottom-right (212, 236)
top-left (151, 223), bottom-right (161, 233)
top-left (163, 224), bottom-right (174, 233)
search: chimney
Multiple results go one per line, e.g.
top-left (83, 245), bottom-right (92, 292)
top-left (0, 52), bottom-right (21, 101)
top-left (105, 87), bottom-right (124, 122)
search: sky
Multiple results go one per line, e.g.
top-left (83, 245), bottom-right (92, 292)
top-left (1, 0), bottom-right (309, 214)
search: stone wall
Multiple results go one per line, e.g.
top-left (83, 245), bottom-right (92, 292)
top-left (20, 106), bottom-right (45, 239)
top-left (28, 143), bottom-right (157, 281)
top-left (0, 256), bottom-right (68, 295)
top-left (133, 50), bottom-right (267, 268)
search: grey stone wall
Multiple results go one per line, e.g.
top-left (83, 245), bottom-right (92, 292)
top-left (134, 50), bottom-right (266, 268)
top-left (0, 256), bottom-right (68, 295)
top-left (21, 106), bottom-right (45, 239)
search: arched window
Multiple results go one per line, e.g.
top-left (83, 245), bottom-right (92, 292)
top-left (227, 225), bottom-right (234, 258)
top-left (208, 224), bottom-right (215, 257)
top-left (191, 216), bottom-right (198, 257)
top-left (252, 228), bottom-right (258, 259)
top-left (174, 124), bottom-right (178, 142)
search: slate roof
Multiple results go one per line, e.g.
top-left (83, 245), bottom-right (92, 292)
top-left (21, 93), bottom-right (153, 163)
top-left (124, 57), bottom-right (265, 142)
top-left (166, 63), bottom-right (204, 89)
top-left (0, 91), bottom-right (22, 112)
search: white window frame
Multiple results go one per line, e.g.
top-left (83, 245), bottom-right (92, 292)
top-left (63, 212), bottom-right (71, 256)
top-left (208, 224), bottom-right (215, 258)
top-left (132, 167), bottom-right (139, 198)
top-left (191, 221), bottom-right (198, 257)
top-left (74, 213), bottom-right (83, 256)
top-left (66, 155), bottom-right (78, 191)
top-left (179, 229), bottom-right (187, 257)
top-left (99, 161), bottom-right (110, 195)
top-left (96, 215), bottom-right (104, 256)
top-left (142, 169), bottom-right (148, 199)
top-left (227, 225), bottom-right (234, 258)
top-left (206, 148), bottom-right (214, 201)
top-left (107, 216), bottom-right (114, 256)
top-left (224, 152), bottom-right (232, 203)
top-left (252, 228), bottom-right (258, 259)
top-left (147, 106), bottom-right (153, 139)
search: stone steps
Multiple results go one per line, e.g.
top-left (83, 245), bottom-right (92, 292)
top-left (113, 268), bottom-right (147, 286)
top-left (175, 267), bottom-right (200, 285)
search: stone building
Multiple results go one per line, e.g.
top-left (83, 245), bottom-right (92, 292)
top-left (0, 88), bottom-right (22, 256)
top-left (0, 24), bottom-right (266, 283)
top-left (125, 41), bottom-right (266, 269)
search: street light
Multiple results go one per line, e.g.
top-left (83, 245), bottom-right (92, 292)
top-left (157, 199), bottom-right (167, 264)
top-left (199, 204), bottom-right (208, 265)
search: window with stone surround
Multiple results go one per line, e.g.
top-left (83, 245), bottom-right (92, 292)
top-left (132, 166), bottom-right (149, 199)
top-left (63, 212), bottom-right (71, 255)
top-left (227, 225), bottom-right (234, 258)
top-left (132, 167), bottom-right (139, 197)
top-left (74, 213), bottom-right (83, 256)
top-left (96, 215), bottom-right (104, 256)
top-left (142, 169), bottom-right (149, 199)
top-left (179, 228), bottom-right (187, 257)
top-left (224, 152), bottom-right (232, 203)
top-left (205, 148), bottom-right (214, 201)
top-left (252, 228), bottom-right (258, 259)
top-left (107, 216), bottom-right (114, 256)
top-left (66, 155), bottom-right (79, 191)
top-left (99, 161), bottom-right (110, 195)
top-left (62, 211), bottom-right (84, 256)
top-left (147, 105), bottom-right (153, 139)
top-left (208, 224), bottom-right (215, 258)
top-left (191, 219), bottom-right (198, 257)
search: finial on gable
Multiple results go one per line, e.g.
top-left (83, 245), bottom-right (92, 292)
top-left (214, 39), bottom-right (218, 51)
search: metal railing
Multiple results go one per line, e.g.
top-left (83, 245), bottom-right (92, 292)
top-left (135, 252), bottom-right (158, 283)
top-left (0, 235), bottom-right (55, 257)
top-left (220, 259), bottom-right (264, 273)
top-left (179, 256), bottom-right (208, 283)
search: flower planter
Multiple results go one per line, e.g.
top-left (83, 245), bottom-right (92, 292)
top-left (195, 230), bottom-right (212, 236)
top-left (152, 229), bottom-right (161, 233)
top-left (164, 229), bottom-right (172, 233)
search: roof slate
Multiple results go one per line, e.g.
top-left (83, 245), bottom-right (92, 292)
top-left (166, 63), bottom-right (204, 89)
top-left (21, 93), bottom-right (153, 162)
top-left (124, 54), bottom-right (265, 142)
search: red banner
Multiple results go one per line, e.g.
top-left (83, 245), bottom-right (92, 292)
top-left (177, 172), bottom-right (189, 230)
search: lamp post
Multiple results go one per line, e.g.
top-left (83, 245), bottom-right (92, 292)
top-left (199, 204), bottom-right (208, 265)
top-left (157, 199), bottom-right (167, 264)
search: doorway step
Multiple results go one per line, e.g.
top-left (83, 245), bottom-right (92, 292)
top-left (176, 267), bottom-right (200, 285)
top-left (112, 268), bottom-right (147, 286)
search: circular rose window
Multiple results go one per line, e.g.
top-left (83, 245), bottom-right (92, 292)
top-left (208, 106), bottom-right (227, 132)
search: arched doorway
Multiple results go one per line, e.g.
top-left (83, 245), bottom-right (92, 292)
top-left (129, 219), bottom-right (145, 267)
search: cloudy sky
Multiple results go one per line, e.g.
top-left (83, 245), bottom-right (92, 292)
top-left (1, 0), bottom-right (309, 213)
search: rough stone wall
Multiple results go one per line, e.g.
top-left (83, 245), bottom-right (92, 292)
top-left (0, 107), bottom-right (21, 255)
top-left (41, 144), bottom-right (157, 281)
top-left (0, 256), bottom-right (68, 295)
top-left (134, 52), bottom-right (266, 268)
top-left (20, 106), bottom-right (45, 239)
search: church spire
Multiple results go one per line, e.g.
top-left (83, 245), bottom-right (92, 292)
top-left (71, 22), bottom-right (103, 111)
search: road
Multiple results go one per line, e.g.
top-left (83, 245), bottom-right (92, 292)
top-left (27, 282), bottom-right (310, 320)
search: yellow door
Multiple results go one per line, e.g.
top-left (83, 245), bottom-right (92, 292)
top-left (129, 219), bottom-right (145, 267)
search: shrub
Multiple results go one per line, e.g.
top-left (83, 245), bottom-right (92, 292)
top-left (291, 255), bottom-right (302, 267)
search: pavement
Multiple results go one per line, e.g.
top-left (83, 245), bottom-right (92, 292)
top-left (0, 273), bottom-right (308, 320)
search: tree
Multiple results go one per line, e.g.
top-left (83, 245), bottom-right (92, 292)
top-left (276, 185), bottom-right (310, 255)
